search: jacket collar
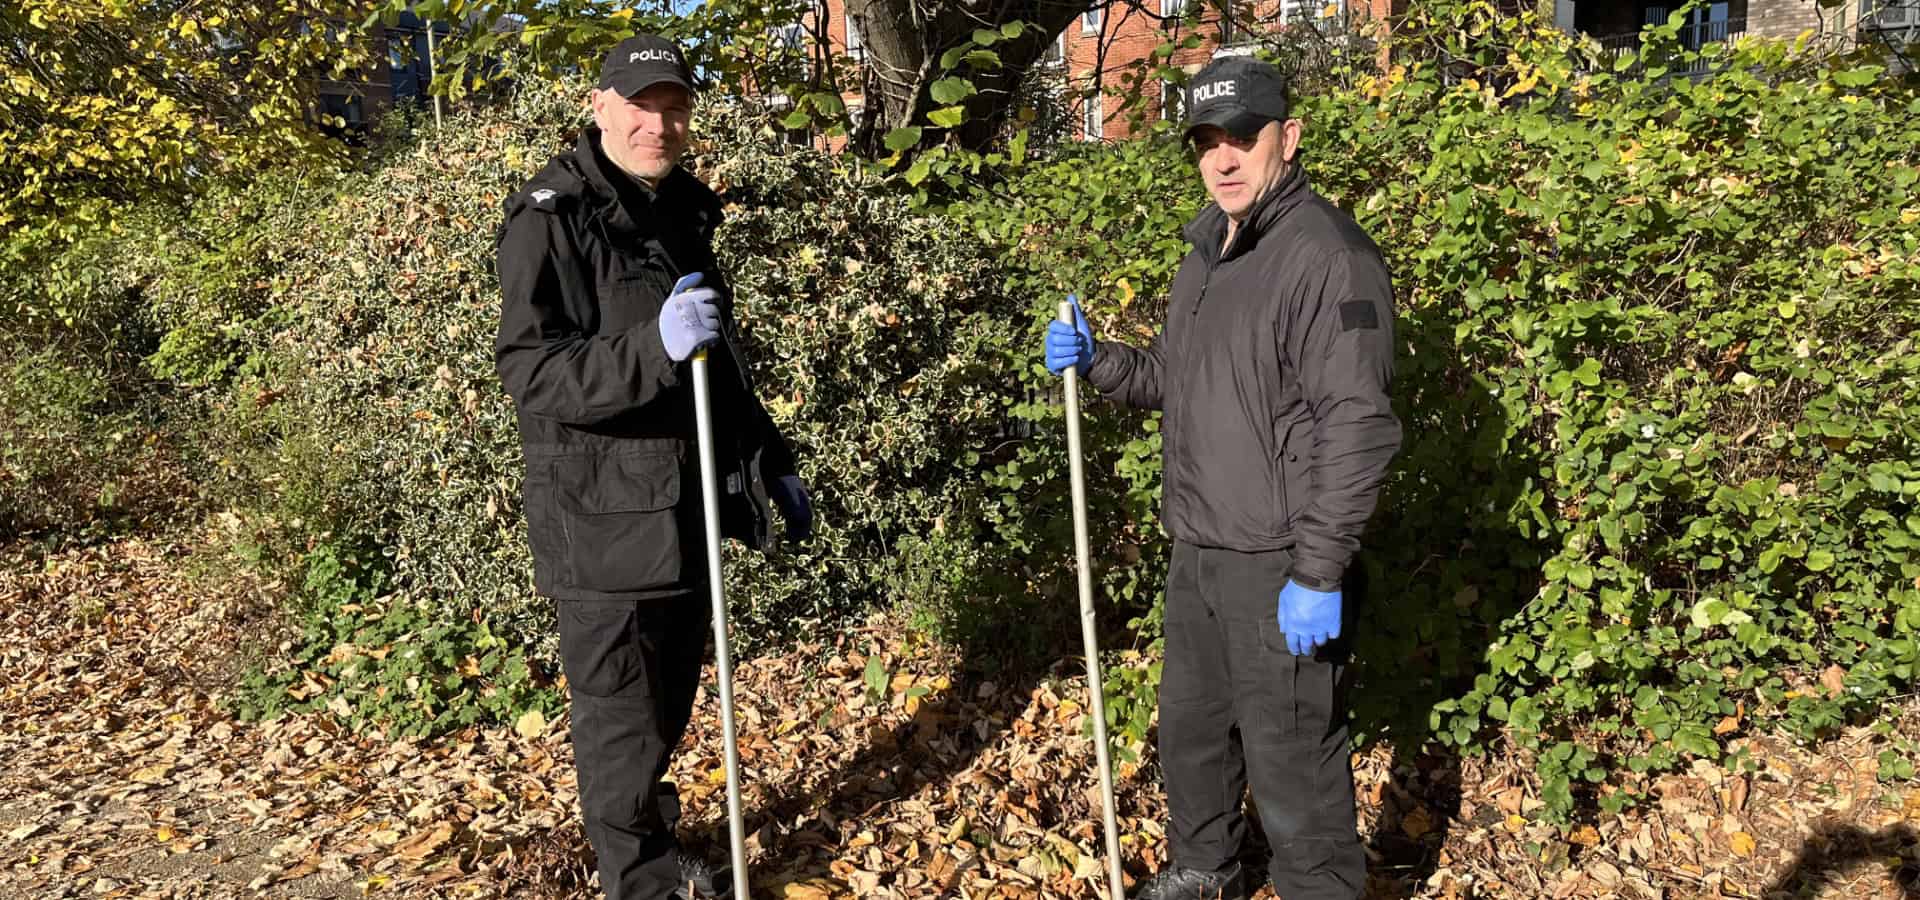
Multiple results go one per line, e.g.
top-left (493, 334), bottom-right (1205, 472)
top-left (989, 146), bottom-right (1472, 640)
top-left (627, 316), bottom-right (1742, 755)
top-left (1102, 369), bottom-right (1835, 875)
top-left (572, 126), bottom-right (720, 240)
top-left (571, 127), bottom-right (651, 237)
top-left (1184, 162), bottom-right (1311, 263)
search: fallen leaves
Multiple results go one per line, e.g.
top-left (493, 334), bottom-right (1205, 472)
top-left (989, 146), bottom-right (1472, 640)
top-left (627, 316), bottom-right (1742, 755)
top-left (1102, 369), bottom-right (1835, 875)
top-left (6, 536), bottom-right (1920, 899)
top-left (393, 823), bottom-right (455, 862)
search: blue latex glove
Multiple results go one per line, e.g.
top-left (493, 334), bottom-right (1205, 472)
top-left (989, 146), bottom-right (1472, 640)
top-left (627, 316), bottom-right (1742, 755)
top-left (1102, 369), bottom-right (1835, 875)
top-left (1278, 580), bottom-right (1342, 656)
top-left (659, 272), bottom-right (721, 362)
top-left (1043, 294), bottom-right (1096, 375)
top-left (768, 474), bottom-right (813, 542)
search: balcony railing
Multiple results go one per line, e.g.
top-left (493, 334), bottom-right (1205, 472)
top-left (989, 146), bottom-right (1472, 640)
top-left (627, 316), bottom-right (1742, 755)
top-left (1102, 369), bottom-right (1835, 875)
top-left (1589, 16), bottom-right (1748, 78)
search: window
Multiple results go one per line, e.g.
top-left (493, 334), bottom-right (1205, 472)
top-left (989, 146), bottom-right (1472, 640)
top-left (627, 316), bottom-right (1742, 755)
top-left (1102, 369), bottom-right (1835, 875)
top-left (771, 22), bottom-right (811, 78)
top-left (774, 22), bottom-right (805, 51)
top-left (1217, 0), bottom-right (1239, 43)
top-left (1082, 5), bottom-right (1104, 34)
top-left (1160, 81), bottom-right (1184, 121)
top-left (845, 16), bottom-right (864, 58)
top-left (1162, 0), bottom-right (1187, 16)
top-left (1041, 30), bottom-right (1066, 65)
top-left (1082, 91), bottom-right (1103, 139)
top-left (388, 27), bottom-right (434, 105)
top-left (1281, 0), bottom-right (1318, 24)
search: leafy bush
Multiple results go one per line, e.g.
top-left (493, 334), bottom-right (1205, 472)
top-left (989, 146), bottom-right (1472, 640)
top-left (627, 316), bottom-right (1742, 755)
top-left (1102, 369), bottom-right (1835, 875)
top-left (0, 227), bottom-right (192, 541)
top-left (949, 1), bottom-right (1920, 818)
top-left (188, 73), bottom-right (1049, 734)
top-left (230, 538), bottom-right (564, 736)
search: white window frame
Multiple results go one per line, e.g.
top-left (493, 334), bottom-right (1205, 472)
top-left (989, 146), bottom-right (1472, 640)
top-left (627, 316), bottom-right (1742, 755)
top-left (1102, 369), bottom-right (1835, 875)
top-left (845, 16), bottom-right (865, 58)
top-left (1162, 0), bottom-right (1187, 17)
top-left (1082, 5), bottom-right (1104, 34)
top-left (1041, 30), bottom-right (1067, 66)
top-left (1082, 90), bottom-right (1104, 139)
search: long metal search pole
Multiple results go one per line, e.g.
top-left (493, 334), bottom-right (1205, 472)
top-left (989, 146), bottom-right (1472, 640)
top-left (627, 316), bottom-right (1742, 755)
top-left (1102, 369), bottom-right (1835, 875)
top-left (1060, 300), bottom-right (1127, 900)
top-left (691, 348), bottom-right (750, 899)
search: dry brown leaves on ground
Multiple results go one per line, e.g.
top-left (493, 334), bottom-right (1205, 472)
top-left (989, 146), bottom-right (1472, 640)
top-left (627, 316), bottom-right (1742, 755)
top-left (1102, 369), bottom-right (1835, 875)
top-left (2, 536), bottom-right (1915, 898)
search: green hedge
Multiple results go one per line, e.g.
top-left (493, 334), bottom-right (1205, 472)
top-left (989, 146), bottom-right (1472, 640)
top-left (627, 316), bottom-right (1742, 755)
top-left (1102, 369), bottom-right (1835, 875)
top-left (952, 4), bottom-right (1920, 816)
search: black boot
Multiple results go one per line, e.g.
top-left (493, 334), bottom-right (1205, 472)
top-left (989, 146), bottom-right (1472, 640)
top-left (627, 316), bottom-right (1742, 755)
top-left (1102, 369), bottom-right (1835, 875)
top-left (1128, 861), bottom-right (1250, 900)
top-left (669, 848), bottom-right (732, 899)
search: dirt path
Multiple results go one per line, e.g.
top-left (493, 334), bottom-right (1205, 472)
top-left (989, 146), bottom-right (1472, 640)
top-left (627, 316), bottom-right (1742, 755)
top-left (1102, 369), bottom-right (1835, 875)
top-left (2, 536), bottom-right (1914, 898)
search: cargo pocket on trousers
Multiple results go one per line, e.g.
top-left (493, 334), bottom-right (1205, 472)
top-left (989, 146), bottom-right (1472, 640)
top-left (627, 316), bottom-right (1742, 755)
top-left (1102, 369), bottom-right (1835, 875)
top-left (554, 453), bottom-right (683, 594)
top-left (557, 601), bottom-right (641, 698)
top-left (1261, 622), bottom-right (1339, 742)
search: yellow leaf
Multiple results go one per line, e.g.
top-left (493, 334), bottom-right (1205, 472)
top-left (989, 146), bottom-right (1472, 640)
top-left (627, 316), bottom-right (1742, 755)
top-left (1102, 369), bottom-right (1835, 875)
top-left (782, 883), bottom-right (834, 900)
top-left (1730, 831), bottom-right (1756, 856)
top-left (611, 7), bottom-right (635, 19)
top-left (708, 766), bottom-right (729, 784)
top-left (154, 825), bottom-right (176, 843)
top-left (513, 707), bottom-right (546, 739)
top-left (1502, 73), bottom-right (1540, 98)
top-left (1618, 140), bottom-right (1644, 164)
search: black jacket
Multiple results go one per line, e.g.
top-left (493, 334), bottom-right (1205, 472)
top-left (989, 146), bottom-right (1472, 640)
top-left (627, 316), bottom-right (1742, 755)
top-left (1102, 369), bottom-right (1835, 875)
top-left (494, 128), bottom-right (795, 601)
top-left (1086, 166), bottom-right (1401, 591)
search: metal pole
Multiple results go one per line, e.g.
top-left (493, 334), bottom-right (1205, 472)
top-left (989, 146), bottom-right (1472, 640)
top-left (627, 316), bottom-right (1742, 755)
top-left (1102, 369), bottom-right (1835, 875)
top-left (425, 19), bottom-right (443, 129)
top-left (692, 349), bottom-right (751, 899)
top-left (1060, 300), bottom-right (1127, 900)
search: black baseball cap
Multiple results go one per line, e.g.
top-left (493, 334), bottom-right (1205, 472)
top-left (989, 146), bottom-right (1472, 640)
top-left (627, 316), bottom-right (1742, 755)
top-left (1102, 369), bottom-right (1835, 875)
top-left (598, 34), bottom-right (696, 98)
top-left (1183, 55), bottom-right (1290, 142)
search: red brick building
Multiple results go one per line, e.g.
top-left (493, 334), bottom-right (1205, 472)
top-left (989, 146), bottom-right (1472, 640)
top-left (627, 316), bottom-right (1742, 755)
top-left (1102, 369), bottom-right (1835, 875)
top-left (802, 0), bottom-right (1398, 145)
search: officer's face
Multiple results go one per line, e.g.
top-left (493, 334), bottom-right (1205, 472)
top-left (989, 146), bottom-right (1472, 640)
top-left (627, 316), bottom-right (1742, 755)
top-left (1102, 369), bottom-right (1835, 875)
top-left (1193, 118), bottom-right (1301, 221)
top-left (591, 83), bottom-right (693, 184)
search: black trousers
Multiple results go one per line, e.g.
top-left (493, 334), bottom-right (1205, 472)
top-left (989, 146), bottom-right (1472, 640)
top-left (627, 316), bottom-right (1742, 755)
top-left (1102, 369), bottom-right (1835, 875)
top-left (1158, 542), bottom-right (1364, 899)
top-left (557, 596), bottom-right (710, 900)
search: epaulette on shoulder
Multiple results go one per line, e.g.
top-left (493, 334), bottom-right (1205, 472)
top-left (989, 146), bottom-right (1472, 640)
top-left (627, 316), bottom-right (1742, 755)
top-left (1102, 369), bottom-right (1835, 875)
top-left (508, 159), bottom-right (587, 217)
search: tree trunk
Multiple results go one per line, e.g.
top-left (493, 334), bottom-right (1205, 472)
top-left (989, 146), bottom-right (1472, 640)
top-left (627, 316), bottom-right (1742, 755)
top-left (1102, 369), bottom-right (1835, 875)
top-left (844, 0), bottom-right (1091, 157)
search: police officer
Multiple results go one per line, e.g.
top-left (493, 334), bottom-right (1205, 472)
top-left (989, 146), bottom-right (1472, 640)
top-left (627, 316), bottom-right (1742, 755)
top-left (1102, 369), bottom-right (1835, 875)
top-left (494, 34), bottom-right (811, 900)
top-left (1043, 56), bottom-right (1401, 900)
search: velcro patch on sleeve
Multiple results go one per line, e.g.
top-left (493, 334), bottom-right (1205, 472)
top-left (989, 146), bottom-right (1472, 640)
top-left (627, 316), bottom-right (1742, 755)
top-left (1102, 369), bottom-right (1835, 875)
top-left (1339, 300), bottom-right (1381, 331)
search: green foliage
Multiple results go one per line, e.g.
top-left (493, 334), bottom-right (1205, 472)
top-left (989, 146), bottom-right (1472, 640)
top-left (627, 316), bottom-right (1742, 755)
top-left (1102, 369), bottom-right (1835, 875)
top-left (0, 223), bottom-right (192, 541)
top-left (230, 539), bottom-right (562, 736)
top-left (0, 0), bottom-right (364, 259)
top-left (1330, 3), bottom-right (1918, 817)
top-left (941, 0), bottom-right (1920, 819)
top-left (152, 73), bottom-right (1038, 700)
